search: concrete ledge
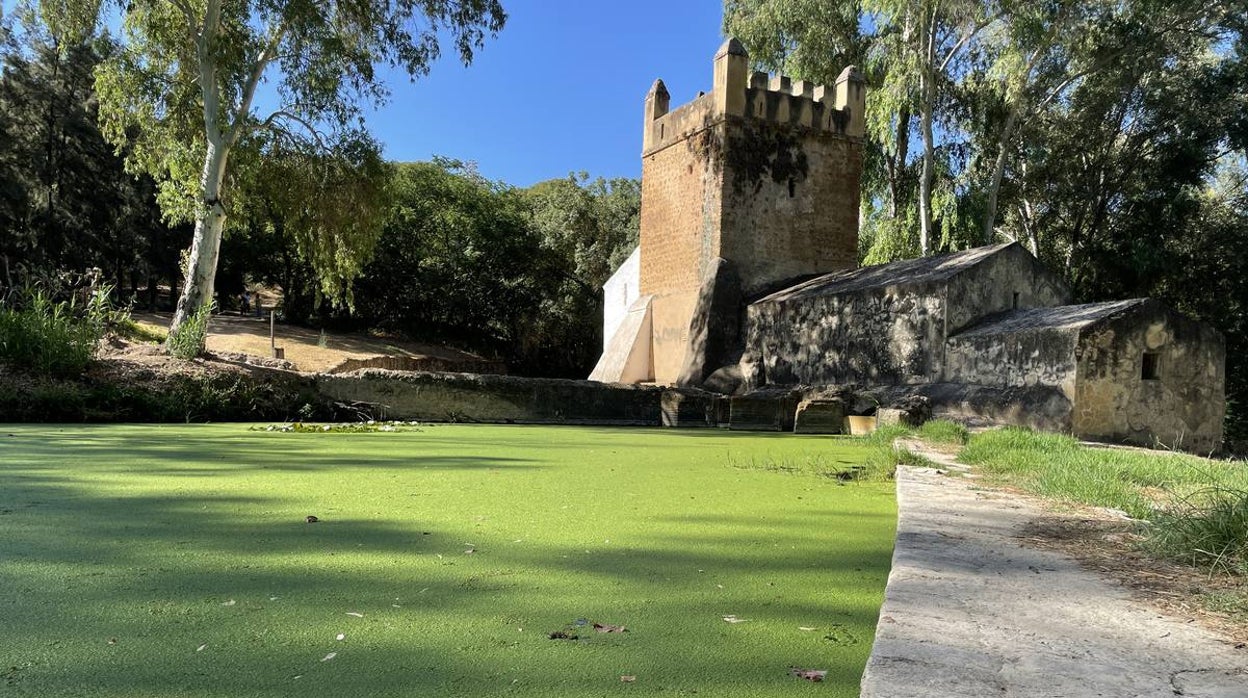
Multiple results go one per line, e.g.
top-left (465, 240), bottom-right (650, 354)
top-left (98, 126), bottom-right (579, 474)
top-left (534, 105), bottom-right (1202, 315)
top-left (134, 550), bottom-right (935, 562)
top-left (317, 370), bottom-right (662, 425)
top-left (861, 466), bottom-right (1247, 697)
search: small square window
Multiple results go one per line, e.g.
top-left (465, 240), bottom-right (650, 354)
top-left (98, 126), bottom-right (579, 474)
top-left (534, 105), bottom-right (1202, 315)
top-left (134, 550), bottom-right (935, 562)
top-left (1142, 352), bottom-right (1162, 381)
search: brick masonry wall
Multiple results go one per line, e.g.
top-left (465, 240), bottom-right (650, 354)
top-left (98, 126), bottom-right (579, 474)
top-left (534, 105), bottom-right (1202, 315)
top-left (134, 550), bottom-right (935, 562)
top-left (719, 120), bottom-right (861, 295)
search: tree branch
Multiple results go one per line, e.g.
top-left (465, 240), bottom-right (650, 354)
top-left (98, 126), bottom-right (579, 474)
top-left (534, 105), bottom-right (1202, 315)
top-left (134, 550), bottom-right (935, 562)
top-left (228, 18), bottom-right (289, 147)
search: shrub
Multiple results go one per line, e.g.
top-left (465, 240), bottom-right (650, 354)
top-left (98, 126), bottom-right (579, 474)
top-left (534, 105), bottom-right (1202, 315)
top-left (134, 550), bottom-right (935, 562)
top-left (1146, 487), bottom-right (1248, 575)
top-left (166, 302), bottom-right (214, 360)
top-left (0, 286), bottom-right (110, 376)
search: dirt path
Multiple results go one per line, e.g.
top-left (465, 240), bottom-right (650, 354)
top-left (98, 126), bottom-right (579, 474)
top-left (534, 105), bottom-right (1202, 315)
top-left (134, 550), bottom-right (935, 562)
top-left (861, 463), bottom-right (1247, 697)
top-left (132, 312), bottom-right (489, 373)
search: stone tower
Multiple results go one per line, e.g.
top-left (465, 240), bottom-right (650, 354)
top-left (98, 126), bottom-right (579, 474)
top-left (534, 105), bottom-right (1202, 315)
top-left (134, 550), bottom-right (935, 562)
top-left (592, 38), bottom-right (867, 386)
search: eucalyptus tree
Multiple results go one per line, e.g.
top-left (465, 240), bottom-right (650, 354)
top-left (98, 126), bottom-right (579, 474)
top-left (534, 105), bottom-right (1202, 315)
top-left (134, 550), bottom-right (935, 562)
top-left (44, 0), bottom-right (506, 346)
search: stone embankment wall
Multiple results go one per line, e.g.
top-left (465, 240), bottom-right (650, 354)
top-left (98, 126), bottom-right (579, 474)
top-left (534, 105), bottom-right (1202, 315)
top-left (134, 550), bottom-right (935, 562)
top-left (317, 370), bottom-right (662, 426)
top-left (326, 356), bottom-right (507, 376)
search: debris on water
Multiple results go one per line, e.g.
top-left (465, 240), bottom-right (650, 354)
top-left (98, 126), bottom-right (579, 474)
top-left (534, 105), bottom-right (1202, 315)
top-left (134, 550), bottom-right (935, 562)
top-left (593, 623), bottom-right (628, 633)
top-left (789, 668), bottom-right (827, 682)
top-left (196, 644), bottom-right (208, 652)
top-left (799, 627), bottom-right (818, 632)
top-left (621, 675), bottom-right (637, 683)
top-left (321, 652), bottom-right (337, 662)
top-left (346, 612), bottom-right (364, 618)
top-left (336, 634), bottom-right (345, 641)
top-left (722, 615), bottom-right (749, 623)
top-left (222, 600), bottom-right (236, 607)
top-left (306, 515), bottom-right (319, 523)
top-left (548, 631), bottom-right (578, 640)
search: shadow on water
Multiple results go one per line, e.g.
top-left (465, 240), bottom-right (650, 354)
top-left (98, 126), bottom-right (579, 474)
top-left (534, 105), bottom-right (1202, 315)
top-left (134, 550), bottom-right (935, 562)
top-left (0, 425), bottom-right (897, 697)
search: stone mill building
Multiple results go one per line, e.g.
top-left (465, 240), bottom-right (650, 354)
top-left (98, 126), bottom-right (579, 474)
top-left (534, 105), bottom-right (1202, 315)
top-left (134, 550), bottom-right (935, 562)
top-left (591, 39), bottom-right (1226, 453)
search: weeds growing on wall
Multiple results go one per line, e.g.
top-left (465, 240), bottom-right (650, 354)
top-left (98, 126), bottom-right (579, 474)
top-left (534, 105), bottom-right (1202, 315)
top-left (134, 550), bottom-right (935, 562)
top-left (0, 285), bottom-right (112, 376)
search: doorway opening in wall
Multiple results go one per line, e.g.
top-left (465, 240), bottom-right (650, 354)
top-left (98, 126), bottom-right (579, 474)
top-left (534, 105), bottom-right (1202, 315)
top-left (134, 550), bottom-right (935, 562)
top-left (1012, 292), bottom-right (1020, 310)
top-left (1142, 352), bottom-right (1162, 381)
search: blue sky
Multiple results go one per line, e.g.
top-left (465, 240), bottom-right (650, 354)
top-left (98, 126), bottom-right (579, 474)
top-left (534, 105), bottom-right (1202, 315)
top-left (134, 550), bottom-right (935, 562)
top-left (376, 1), bottom-right (726, 185)
top-left (2, 0), bottom-right (727, 186)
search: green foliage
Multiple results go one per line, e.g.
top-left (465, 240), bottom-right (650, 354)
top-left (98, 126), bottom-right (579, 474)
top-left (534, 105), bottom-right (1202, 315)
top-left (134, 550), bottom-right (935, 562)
top-left (1146, 487), bottom-right (1248, 575)
top-left (0, 13), bottom-right (180, 293)
top-left (0, 365), bottom-right (327, 423)
top-left (0, 285), bottom-right (109, 376)
top-left (916, 419), bottom-right (970, 445)
top-left (165, 300), bottom-right (213, 360)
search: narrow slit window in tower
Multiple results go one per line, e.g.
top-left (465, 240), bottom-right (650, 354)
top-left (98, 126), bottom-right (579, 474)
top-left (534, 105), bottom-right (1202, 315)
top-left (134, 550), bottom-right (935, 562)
top-left (1012, 292), bottom-right (1020, 310)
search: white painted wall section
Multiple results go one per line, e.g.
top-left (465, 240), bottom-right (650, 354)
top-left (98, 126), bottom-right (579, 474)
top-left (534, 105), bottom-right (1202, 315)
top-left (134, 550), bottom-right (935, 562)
top-left (589, 294), bottom-right (654, 384)
top-left (602, 247), bottom-right (641, 352)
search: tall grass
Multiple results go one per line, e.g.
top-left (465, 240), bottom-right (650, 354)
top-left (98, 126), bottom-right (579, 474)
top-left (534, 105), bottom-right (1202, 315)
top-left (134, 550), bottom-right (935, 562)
top-left (166, 301), bottom-right (214, 360)
top-left (0, 286), bottom-right (111, 376)
top-left (960, 427), bottom-right (1248, 575)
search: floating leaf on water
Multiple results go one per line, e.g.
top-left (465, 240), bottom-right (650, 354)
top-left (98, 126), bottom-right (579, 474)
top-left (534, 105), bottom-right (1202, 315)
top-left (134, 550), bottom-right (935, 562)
top-left (722, 615), bottom-right (749, 623)
top-left (346, 612), bottom-right (364, 618)
top-left (799, 627), bottom-right (818, 632)
top-left (321, 652), bottom-right (337, 662)
top-left (336, 634), bottom-right (345, 641)
top-left (789, 668), bottom-right (827, 682)
top-left (196, 644), bottom-right (208, 652)
top-left (222, 600), bottom-right (236, 607)
top-left (620, 675), bottom-right (637, 683)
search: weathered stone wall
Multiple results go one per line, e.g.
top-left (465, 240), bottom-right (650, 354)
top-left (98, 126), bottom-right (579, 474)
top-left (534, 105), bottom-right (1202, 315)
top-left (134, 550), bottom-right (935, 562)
top-left (858, 383), bottom-right (1075, 433)
top-left (718, 119), bottom-right (861, 295)
top-left (639, 101), bottom-right (722, 384)
top-left (745, 286), bottom-right (947, 387)
top-left (318, 370), bottom-right (662, 426)
top-left (944, 243), bottom-right (1071, 333)
top-left (944, 327), bottom-right (1079, 399)
top-left (326, 355), bottom-right (508, 376)
top-left (632, 40), bottom-right (865, 385)
top-left (744, 244), bottom-right (1074, 389)
top-left (1074, 301), bottom-right (1225, 452)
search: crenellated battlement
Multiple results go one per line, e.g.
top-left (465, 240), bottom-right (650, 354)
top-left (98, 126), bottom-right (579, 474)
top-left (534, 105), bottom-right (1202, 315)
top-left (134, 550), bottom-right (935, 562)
top-left (642, 38), bottom-right (866, 155)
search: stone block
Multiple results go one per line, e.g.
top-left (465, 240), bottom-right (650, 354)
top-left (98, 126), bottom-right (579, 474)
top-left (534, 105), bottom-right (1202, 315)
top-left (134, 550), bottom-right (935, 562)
top-left (728, 390), bottom-right (799, 431)
top-left (794, 399), bottom-right (846, 434)
top-left (876, 397), bottom-right (932, 428)
top-left (661, 389), bottom-right (717, 428)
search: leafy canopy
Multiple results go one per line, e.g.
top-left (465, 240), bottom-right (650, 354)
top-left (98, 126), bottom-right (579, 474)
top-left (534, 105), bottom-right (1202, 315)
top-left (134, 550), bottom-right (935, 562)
top-left (43, 0), bottom-right (505, 303)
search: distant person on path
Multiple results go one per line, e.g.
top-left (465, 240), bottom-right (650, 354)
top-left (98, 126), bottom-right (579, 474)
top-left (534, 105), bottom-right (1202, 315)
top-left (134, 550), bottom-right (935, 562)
top-left (241, 290), bottom-right (252, 316)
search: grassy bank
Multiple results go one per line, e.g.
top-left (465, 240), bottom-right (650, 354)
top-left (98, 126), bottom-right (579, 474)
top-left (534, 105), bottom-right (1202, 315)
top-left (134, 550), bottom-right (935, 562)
top-left (959, 427), bottom-right (1248, 576)
top-left (0, 424), bottom-right (895, 697)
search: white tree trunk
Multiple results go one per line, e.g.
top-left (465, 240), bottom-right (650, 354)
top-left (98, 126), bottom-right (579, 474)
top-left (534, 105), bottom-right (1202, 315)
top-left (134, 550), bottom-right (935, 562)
top-left (169, 0), bottom-right (228, 344)
top-left (983, 103), bottom-right (1022, 246)
top-left (170, 138), bottom-right (230, 338)
top-left (918, 14), bottom-right (936, 257)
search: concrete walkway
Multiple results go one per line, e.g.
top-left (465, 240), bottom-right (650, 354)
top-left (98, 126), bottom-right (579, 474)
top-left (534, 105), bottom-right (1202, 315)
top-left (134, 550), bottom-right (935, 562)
top-left (860, 466), bottom-right (1248, 698)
